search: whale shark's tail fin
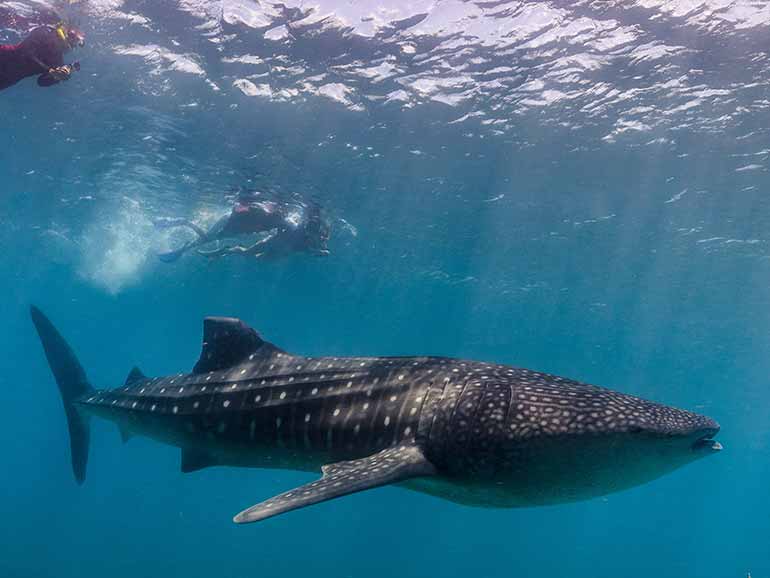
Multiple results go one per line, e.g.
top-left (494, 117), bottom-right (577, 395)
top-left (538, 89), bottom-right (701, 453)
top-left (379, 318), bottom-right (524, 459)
top-left (30, 306), bottom-right (93, 485)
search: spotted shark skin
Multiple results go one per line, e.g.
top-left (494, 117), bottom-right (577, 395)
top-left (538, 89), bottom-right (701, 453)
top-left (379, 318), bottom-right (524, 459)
top-left (31, 307), bottom-right (722, 524)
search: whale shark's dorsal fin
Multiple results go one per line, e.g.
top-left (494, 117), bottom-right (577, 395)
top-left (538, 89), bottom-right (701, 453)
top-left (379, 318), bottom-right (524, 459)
top-left (233, 445), bottom-right (436, 524)
top-left (124, 366), bottom-right (146, 385)
top-left (193, 317), bottom-right (286, 374)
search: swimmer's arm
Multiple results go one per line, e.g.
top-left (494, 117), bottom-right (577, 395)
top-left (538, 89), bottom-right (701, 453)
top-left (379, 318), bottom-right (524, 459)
top-left (30, 56), bottom-right (67, 87)
top-left (198, 233), bottom-right (275, 259)
top-left (25, 32), bottom-right (65, 86)
top-left (31, 56), bottom-right (63, 86)
top-left (39, 64), bottom-right (77, 86)
top-left (37, 71), bottom-right (61, 86)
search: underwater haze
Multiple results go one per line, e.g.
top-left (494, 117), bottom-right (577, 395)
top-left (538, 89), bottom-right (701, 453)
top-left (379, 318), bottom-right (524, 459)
top-left (1, 1), bottom-right (768, 577)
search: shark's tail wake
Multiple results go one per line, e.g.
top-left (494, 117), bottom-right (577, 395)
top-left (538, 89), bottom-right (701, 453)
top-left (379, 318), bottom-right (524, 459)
top-left (30, 306), bottom-right (93, 484)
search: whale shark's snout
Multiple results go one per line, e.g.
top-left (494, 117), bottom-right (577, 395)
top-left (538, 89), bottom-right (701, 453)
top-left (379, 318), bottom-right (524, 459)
top-left (641, 406), bottom-right (722, 453)
top-left (689, 419), bottom-right (722, 453)
top-left (630, 401), bottom-right (722, 457)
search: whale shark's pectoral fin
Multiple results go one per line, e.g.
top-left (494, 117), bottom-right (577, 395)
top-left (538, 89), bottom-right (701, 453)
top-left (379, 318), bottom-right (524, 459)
top-left (233, 445), bottom-right (436, 524)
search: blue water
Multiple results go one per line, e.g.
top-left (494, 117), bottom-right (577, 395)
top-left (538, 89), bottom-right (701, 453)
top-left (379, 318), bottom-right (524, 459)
top-left (2, 1), bottom-right (768, 577)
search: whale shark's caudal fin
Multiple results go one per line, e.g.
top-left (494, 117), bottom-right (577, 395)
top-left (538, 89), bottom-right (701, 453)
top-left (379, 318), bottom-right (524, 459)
top-left (233, 445), bottom-right (437, 523)
top-left (30, 306), bottom-right (94, 485)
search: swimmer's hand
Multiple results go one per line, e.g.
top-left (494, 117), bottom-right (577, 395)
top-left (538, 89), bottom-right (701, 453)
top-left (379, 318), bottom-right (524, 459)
top-left (48, 65), bottom-right (73, 82)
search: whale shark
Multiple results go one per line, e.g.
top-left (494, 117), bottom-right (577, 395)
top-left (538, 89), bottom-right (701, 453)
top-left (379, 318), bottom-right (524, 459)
top-left (30, 306), bottom-right (722, 524)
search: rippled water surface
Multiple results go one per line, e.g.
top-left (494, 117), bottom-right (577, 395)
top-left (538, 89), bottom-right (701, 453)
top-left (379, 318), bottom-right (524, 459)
top-left (1, 1), bottom-right (769, 577)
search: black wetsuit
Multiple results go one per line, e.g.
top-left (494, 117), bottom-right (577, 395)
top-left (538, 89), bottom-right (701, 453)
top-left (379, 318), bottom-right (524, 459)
top-left (157, 200), bottom-right (330, 262)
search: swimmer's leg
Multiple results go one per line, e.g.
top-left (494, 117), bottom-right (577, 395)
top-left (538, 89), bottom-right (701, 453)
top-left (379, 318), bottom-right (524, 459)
top-left (198, 236), bottom-right (273, 259)
top-left (155, 217), bottom-right (209, 262)
top-left (158, 241), bottom-right (196, 263)
top-left (153, 217), bottom-right (208, 240)
top-left (197, 244), bottom-right (250, 259)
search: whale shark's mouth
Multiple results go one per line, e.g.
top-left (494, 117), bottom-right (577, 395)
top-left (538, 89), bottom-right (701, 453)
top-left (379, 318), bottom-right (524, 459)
top-left (692, 430), bottom-right (723, 453)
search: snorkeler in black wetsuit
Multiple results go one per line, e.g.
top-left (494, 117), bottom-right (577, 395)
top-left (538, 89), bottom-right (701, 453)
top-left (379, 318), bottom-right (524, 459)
top-left (155, 197), bottom-right (331, 262)
top-left (0, 23), bottom-right (84, 91)
top-left (198, 201), bottom-right (331, 260)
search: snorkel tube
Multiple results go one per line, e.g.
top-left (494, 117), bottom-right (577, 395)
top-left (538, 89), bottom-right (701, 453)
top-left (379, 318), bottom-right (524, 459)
top-left (54, 21), bottom-right (84, 48)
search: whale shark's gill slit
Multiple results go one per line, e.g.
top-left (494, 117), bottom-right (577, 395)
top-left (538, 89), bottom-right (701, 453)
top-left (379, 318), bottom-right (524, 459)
top-left (415, 375), bottom-right (455, 464)
top-left (442, 382), bottom-right (486, 472)
top-left (427, 378), bottom-right (453, 448)
top-left (470, 383), bottom-right (512, 473)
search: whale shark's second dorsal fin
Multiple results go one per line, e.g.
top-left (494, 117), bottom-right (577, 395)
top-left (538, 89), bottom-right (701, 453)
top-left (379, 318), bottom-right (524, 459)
top-left (192, 317), bottom-right (286, 374)
top-left (232, 445), bottom-right (437, 524)
top-left (124, 366), bottom-right (147, 385)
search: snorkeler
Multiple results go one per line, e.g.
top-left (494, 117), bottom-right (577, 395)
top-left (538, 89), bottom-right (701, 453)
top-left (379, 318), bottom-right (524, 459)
top-left (0, 22), bottom-right (84, 91)
top-left (198, 202), bottom-right (331, 260)
top-left (155, 196), bottom-right (331, 262)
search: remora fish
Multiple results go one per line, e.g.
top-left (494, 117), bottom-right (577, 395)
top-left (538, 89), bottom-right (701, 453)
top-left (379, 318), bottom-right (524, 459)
top-left (30, 306), bottom-right (722, 524)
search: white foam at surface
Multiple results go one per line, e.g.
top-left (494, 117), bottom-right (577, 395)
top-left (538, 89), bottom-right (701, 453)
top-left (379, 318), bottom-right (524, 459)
top-left (78, 197), bottom-right (157, 294)
top-left (77, 198), bottom-right (229, 294)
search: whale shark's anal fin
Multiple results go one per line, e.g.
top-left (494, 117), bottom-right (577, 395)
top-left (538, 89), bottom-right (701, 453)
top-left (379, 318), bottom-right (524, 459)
top-left (233, 445), bottom-right (436, 524)
top-left (118, 425), bottom-right (133, 444)
top-left (192, 317), bottom-right (286, 374)
top-left (181, 448), bottom-right (218, 473)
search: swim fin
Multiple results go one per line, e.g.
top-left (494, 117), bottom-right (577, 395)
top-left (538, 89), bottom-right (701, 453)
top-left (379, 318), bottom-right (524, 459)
top-left (158, 242), bottom-right (193, 263)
